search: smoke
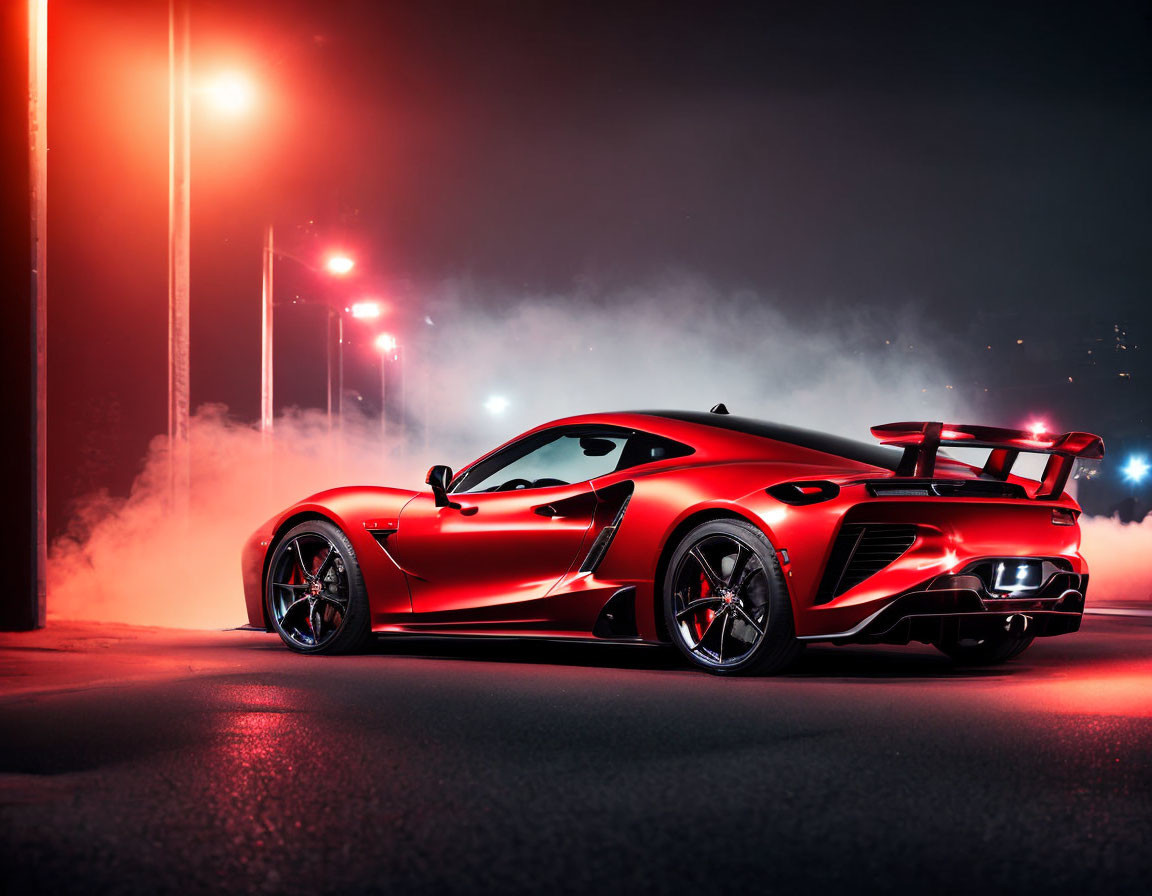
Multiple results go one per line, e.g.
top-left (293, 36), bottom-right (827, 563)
top-left (49, 275), bottom-right (1146, 629)
top-left (1078, 515), bottom-right (1152, 606)
top-left (417, 274), bottom-right (963, 440)
top-left (47, 404), bottom-right (426, 629)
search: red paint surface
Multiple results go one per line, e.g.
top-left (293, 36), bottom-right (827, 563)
top-left (242, 412), bottom-right (1096, 644)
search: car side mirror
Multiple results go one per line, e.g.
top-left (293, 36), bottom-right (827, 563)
top-left (426, 465), bottom-right (458, 508)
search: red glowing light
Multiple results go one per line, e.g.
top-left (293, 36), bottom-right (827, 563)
top-left (325, 254), bottom-right (355, 276)
top-left (374, 333), bottom-right (397, 353)
top-left (202, 71), bottom-right (255, 116)
top-left (350, 301), bottom-right (381, 319)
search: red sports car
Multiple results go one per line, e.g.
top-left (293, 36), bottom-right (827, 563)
top-left (241, 408), bottom-right (1103, 674)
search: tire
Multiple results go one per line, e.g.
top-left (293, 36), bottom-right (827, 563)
top-left (265, 520), bottom-right (371, 655)
top-left (663, 519), bottom-right (803, 675)
top-left (935, 634), bottom-right (1035, 666)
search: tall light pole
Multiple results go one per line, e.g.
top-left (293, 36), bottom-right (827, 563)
top-left (167, 5), bottom-right (256, 477)
top-left (167, 0), bottom-right (190, 515)
top-left (259, 243), bottom-right (354, 434)
top-left (2, 0), bottom-right (48, 630)
top-left (260, 224), bottom-right (274, 434)
top-left (375, 333), bottom-right (398, 441)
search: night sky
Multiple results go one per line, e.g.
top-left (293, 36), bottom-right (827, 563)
top-left (48, 0), bottom-right (1152, 529)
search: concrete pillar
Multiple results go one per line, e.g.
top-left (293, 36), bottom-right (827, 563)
top-left (0, 0), bottom-right (47, 630)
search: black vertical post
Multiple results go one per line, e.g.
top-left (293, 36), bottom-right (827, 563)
top-left (0, 0), bottom-right (47, 630)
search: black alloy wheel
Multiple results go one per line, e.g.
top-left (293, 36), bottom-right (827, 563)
top-left (266, 520), bottom-right (371, 655)
top-left (664, 519), bottom-right (803, 675)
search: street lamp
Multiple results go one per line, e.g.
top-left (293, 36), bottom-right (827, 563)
top-left (375, 333), bottom-right (400, 441)
top-left (484, 395), bottom-right (510, 415)
top-left (260, 238), bottom-right (357, 434)
top-left (1122, 455), bottom-right (1150, 485)
top-left (325, 253), bottom-right (355, 276)
top-left (166, 0), bottom-right (257, 510)
top-left (202, 71), bottom-right (255, 116)
top-left (350, 301), bottom-right (382, 319)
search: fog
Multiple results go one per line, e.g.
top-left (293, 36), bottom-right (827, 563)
top-left (47, 278), bottom-right (1148, 629)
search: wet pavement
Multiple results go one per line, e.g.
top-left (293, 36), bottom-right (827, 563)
top-left (1, 616), bottom-right (1149, 895)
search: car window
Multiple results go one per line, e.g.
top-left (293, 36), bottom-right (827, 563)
top-left (452, 427), bottom-right (693, 494)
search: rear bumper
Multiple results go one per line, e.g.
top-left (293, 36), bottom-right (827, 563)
top-left (799, 573), bottom-right (1086, 645)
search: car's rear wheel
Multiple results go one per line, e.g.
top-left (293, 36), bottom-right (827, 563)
top-left (663, 519), bottom-right (803, 675)
top-left (266, 520), bottom-right (371, 655)
top-left (935, 633), bottom-right (1034, 666)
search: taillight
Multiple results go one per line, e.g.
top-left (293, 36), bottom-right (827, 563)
top-left (1052, 508), bottom-right (1077, 526)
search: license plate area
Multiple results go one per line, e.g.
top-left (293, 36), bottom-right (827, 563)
top-left (966, 558), bottom-right (1055, 598)
top-left (992, 559), bottom-right (1044, 595)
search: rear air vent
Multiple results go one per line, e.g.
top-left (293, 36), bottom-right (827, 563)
top-left (814, 524), bottom-right (918, 604)
top-left (867, 480), bottom-right (1027, 499)
top-left (766, 480), bottom-right (840, 506)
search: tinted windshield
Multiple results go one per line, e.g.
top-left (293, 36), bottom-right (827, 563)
top-left (451, 425), bottom-right (694, 493)
top-left (638, 411), bottom-right (901, 471)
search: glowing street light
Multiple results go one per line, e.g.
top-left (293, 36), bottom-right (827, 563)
top-left (484, 395), bottom-right (510, 415)
top-left (163, 1), bottom-right (260, 512)
top-left (350, 301), bottom-right (382, 319)
top-left (1122, 455), bottom-right (1150, 484)
top-left (325, 253), bottom-right (355, 276)
top-left (261, 243), bottom-right (362, 435)
top-left (202, 71), bottom-right (255, 116)
top-left (374, 334), bottom-right (401, 441)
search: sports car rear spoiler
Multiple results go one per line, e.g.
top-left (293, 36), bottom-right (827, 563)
top-left (870, 422), bottom-right (1105, 500)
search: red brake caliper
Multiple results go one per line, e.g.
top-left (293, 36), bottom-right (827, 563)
top-left (696, 571), bottom-right (713, 641)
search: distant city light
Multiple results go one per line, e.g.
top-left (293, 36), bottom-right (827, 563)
top-left (203, 71), bottom-right (255, 116)
top-left (1121, 455), bottom-right (1150, 484)
top-left (484, 395), bottom-right (510, 415)
top-left (325, 253), bottom-right (355, 276)
top-left (374, 333), bottom-right (397, 353)
top-left (350, 301), bottom-right (381, 319)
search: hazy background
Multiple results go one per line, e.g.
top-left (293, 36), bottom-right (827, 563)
top-left (43, 1), bottom-right (1152, 624)
top-left (47, 280), bottom-right (1150, 628)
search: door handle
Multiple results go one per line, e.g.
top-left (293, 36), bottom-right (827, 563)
top-left (534, 504), bottom-right (560, 517)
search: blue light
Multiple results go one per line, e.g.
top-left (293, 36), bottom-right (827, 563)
top-left (1122, 455), bottom-right (1150, 484)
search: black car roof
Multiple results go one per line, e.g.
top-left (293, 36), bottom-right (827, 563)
top-left (634, 410), bottom-right (901, 471)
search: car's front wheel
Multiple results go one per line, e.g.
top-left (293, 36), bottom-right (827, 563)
top-left (265, 520), bottom-right (371, 655)
top-left (663, 519), bottom-right (803, 675)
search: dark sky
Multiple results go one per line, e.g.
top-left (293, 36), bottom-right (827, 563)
top-left (48, 0), bottom-right (1152, 526)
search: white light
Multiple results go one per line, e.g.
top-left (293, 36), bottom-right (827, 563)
top-left (325, 254), bottom-right (355, 276)
top-left (1028, 419), bottom-right (1048, 437)
top-left (374, 333), bottom-right (397, 353)
top-left (1122, 455), bottom-right (1150, 484)
top-left (350, 301), bottom-right (381, 319)
top-left (484, 395), bottom-right (509, 415)
top-left (203, 72), bottom-right (254, 116)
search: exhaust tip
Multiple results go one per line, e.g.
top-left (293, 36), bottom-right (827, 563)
top-left (1004, 614), bottom-right (1031, 636)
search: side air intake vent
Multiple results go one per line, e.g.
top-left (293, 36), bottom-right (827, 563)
top-left (814, 524), bottom-right (918, 604)
top-left (579, 482), bottom-right (634, 574)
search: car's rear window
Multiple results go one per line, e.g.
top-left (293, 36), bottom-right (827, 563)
top-left (638, 410), bottom-right (901, 471)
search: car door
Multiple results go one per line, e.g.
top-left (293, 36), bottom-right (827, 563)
top-left (390, 427), bottom-right (628, 618)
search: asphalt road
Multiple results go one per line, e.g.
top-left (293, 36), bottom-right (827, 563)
top-left (1, 616), bottom-right (1150, 895)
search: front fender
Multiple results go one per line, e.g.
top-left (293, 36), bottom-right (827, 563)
top-left (242, 486), bottom-right (420, 629)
